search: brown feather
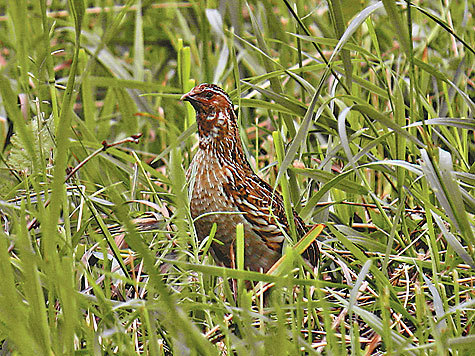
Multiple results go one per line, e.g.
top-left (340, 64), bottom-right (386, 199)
top-left (183, 83), bottom-right (318, 272)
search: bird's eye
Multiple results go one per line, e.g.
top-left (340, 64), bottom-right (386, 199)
top-left (204, 92), bottom-right (213, 99)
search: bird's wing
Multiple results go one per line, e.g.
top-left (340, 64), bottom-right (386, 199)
top-left (246, 176), bottom-right (319, 267)
top-left (223, 171), bottom-right (310, 256)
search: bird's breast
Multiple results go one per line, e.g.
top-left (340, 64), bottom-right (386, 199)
top-left (186, 147), bottom-right (284, 271)
top-left (187, 149), bottom-right (243, 241)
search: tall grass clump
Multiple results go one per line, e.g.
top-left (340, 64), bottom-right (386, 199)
top-left (0, 0), bottom-right (473, 354)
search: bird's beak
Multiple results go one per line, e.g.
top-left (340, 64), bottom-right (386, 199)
top-left (180, 93), bottom-right (189, 101)
top-left (180, 90), bottom-right (193, 102)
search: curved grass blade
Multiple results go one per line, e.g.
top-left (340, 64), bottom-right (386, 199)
top-left (274, 89), bottom-right (321, 188)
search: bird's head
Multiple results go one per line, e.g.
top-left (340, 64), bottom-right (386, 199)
top-left (181, 84), bottom-right (237, 144)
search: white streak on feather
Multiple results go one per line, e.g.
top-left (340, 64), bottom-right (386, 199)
top-left (259, 224), bottom-right (280, 233)
top-left (263, 234), bottom-right (284, 243)
top-left (242, 200), bottom-right (258, 211)
top-left (248, 209), bottom-right (266, 217)
top-left (251, 217), bottom-right (267, 225)
top-left (248, 194), bottom-right (261, 201)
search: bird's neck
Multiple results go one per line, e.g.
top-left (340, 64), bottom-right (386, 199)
top-left (198, 127), bottom-right (241, 157)
top-left (196, 116), bottom-right (252, 172)
top-left (196, 108), bottom-right (237, 148)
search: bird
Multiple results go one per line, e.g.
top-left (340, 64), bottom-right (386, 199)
top-left (181, 83), bottom-right (318, 274)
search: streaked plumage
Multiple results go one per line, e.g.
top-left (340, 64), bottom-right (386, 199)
top-left (181, 83), bottom-right (318, 273)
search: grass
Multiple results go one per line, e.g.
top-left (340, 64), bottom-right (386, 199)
top-left (0, 0), bottom-right (474, 354)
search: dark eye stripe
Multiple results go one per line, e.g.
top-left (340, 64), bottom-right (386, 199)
top-left (199, 84), bottom-right (232, 105)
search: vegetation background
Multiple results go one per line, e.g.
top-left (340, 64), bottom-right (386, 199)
top-left (0, 0), bottom-right (473, 354)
